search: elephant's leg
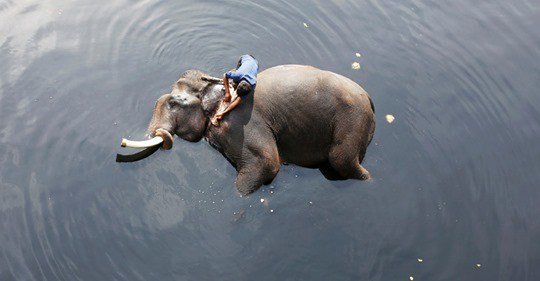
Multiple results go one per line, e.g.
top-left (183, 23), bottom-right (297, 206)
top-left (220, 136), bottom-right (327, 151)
top-left (319, 162), bottom-right (347, 181)
top-left (328, 148), bottom-right (370, 180)
top-left (235, 145), bottom-right (280, 196)
top-left (235, 159), bottom-right (280, 196)
top-left (328, 134), bottom-right (371, 181)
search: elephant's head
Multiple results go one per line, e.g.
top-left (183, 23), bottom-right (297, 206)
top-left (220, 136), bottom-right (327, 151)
top-left (147, 70), bottom-right (225, 149)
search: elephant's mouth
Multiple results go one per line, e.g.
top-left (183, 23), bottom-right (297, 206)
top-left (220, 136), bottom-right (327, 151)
top-left (152, 128), bottom-right (174, 150)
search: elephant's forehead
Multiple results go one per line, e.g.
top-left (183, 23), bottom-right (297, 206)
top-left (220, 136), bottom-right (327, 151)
top-left (170, 88), bottom-right (196, 100)
top-left (175, 78), bottom-right (205, 92)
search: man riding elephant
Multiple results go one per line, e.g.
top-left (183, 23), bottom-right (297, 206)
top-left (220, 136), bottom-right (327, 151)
top-left (212, 54), bottom-right (259, 126)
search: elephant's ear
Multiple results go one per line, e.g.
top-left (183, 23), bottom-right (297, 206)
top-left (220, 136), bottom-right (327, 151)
top-left (169, 93), bottom-right (200, 108)
top-left (200, 82), bottom-right (225, 116)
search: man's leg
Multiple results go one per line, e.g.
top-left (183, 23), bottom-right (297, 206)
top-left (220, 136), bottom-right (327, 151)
top-left (223, 75), bottom-right (232, 102)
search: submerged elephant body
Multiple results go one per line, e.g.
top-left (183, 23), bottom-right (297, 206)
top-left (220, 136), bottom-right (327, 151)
top-left (148, 65), bottom-right (375, 195)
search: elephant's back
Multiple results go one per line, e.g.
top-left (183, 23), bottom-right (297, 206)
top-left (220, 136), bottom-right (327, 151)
top-left (251, 65), bottom-right (375, 166)
top-left (255, 64), bottom-right (373, 124)
top-left (256, 65), bottom-right (371, 104)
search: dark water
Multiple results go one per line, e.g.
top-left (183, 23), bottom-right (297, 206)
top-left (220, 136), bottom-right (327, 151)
top-left (1, 0), bottom-right (540, 280)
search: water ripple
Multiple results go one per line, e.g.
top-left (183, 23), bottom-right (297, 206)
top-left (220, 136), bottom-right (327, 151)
top-left (1, 0), bottom-right (540, 280)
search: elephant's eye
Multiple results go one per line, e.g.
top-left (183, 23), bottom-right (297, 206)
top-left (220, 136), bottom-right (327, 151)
top-left (168, 98), bottom-right (182, 108)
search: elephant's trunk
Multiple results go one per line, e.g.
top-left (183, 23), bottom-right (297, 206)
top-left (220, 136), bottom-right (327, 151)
top-left (145, 95), bottom-right (175, 150)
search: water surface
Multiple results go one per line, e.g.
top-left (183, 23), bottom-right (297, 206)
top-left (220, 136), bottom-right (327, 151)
top-left (1, 0), bottom-right (540, 280)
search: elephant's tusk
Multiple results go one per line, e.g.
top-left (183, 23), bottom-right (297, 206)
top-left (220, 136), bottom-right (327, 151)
top-left (121, 136), bottom-right (164, 148)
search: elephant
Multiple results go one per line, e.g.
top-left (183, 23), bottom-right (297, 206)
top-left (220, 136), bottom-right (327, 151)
top-left (146, 64), bottom-right (376, 195)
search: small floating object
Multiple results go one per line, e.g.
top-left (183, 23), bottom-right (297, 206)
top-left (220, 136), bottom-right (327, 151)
top-left (355, 52), bottom-right (361, 57)
top-left (385, 114), bottom-right (395, 123)
top-left (303, 22), bottom-right (309, 28)
top-left (417, 258), bottom-right (423, 263)
top-left (233, 209), bottom-right (246, 222)
top-left (270, 209), bottom-right (274, 213)
top-left (476, 263), bottom-right (482, 268)
top-left (351, 62), bottom-right (361, 70)
top-left (409, 276), bottom-right (414, 281)
top-left (260, 198), bottom-right (265, 203)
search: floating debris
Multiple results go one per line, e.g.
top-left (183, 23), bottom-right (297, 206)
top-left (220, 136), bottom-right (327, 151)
top-left (476, 263), bottom-right (482, 268)
top-left (417, 258), bottom-right (423, 263)
top-left (260, 198), bottom-right (265, 203)
top-left (409, 276), bottom-right (414, 281)
top-left (233, 209), bottom-right (245, 222)
top-left (309, 201), bottom-right (313, 205)
top-left (351, 62), bottom-right (361, 70)
top-left (270, 209), bottom-right (274, 213)
top-left (355, 52), bottom-right (361, 57)
top-left (303, 22), bottom-right (309, 28)
top-left (385, 114), bottom-right (395, 123)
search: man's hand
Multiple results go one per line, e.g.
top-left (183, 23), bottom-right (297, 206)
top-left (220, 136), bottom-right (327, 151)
top-left (211, 115), bottom-right (220, 126)
top-left (211, 113), bottom-right (225, 126)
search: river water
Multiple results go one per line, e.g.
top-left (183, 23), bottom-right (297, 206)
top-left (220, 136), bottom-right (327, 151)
top-left (1, 0), bottom-right (539, 280)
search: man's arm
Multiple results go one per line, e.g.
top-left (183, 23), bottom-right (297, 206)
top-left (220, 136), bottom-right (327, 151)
top-left (219, 96), bottom-right (242, 118)
top-left (226, 70), bottom-right (244, 82)
top-left (210, 96), bottom-right (242, 126)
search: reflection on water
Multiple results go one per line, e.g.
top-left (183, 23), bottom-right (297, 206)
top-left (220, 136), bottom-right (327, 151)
top-left (1, 0), bottom-right (540, 280)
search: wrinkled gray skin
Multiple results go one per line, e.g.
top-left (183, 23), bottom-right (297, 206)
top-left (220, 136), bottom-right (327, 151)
top-left (148, 65), bottom-right (375, 196)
